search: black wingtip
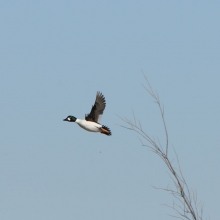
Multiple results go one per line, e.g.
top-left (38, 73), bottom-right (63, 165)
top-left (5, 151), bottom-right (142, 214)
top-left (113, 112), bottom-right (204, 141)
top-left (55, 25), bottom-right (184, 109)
top-left (97, 91), bottom-right (106, 102)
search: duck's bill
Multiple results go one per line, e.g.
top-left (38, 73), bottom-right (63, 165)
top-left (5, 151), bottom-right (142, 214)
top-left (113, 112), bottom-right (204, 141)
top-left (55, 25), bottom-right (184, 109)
top-left (63, 118), bottom-right (68, 121)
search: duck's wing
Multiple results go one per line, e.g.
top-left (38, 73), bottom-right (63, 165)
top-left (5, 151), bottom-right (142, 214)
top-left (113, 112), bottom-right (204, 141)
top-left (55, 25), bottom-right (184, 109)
top-left (85, 92), bottom-right (106, 123)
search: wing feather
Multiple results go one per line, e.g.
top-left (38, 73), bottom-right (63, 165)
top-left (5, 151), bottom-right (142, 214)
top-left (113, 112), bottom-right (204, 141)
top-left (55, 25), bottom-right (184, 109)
top-left (85, 92), bottom-right (106, 123)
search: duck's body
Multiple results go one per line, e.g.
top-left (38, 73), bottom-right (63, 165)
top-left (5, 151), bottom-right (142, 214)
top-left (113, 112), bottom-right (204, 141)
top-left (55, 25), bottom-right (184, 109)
top-left (63, 92), bottom-right (111, 136)
top-left (76, 119), bottom-right (101, 132)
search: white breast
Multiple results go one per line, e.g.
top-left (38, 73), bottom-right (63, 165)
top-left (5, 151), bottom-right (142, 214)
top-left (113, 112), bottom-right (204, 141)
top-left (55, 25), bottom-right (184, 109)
top-left (75, 119), bottom-right (102, 132)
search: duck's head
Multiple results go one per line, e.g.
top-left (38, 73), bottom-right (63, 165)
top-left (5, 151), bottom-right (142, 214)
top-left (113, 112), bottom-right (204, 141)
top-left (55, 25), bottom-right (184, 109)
top-left (63, 115), bottom-right (76, 122)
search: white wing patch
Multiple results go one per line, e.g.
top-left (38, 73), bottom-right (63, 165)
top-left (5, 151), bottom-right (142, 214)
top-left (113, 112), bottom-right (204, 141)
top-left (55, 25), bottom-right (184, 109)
top-left (97, 114), bottom-right (103, 123)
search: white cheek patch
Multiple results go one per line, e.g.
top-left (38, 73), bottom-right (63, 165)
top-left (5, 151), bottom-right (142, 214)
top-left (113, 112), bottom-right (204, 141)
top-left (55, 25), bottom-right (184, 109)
top-left (68, 117), bottom-right (71, 121)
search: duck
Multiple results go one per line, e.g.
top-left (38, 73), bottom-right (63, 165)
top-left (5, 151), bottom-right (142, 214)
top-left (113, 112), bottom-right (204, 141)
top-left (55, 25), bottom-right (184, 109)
top-left (63, 91), bottom-right (111, 136)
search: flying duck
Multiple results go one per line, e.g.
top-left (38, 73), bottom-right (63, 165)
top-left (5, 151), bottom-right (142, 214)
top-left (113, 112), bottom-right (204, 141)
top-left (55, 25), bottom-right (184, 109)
top-left (63, 92), bottom-right (111, 136)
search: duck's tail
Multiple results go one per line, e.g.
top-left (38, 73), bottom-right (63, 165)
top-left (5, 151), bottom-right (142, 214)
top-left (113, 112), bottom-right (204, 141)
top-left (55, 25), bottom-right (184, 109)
top-left (100, 125), bottom-right (112, 136)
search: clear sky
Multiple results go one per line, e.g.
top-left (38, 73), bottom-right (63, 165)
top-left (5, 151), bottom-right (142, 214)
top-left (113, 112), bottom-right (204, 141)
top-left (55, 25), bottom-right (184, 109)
top-left (1, 1), bottom-right (220, 219)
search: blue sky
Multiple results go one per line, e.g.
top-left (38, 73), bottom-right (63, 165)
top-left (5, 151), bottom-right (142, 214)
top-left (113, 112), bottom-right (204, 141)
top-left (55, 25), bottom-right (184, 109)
top-left (1, 1), bottom-right (220, 219)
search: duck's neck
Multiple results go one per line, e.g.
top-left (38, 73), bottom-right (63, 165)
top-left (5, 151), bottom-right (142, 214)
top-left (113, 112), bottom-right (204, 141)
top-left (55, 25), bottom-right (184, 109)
top-left (75, 118), bottom-right (82, 124)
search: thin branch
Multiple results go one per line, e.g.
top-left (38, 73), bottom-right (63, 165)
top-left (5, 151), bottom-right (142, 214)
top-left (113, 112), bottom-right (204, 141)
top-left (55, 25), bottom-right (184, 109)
top-left (117, 74), bottom-right (206, 220)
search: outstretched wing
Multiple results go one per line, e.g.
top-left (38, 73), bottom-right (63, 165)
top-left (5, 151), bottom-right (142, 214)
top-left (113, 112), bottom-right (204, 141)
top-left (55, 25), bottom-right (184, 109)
top-left (85, 91), bottom-right (106, 123)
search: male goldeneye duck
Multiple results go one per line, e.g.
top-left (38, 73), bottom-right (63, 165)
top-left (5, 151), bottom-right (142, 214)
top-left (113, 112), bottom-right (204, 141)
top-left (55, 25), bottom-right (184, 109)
top-left (63, 92), bottom-right (111, 136)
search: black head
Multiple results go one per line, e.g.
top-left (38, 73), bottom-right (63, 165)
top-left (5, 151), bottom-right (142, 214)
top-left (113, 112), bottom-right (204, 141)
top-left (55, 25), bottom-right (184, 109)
top-left (63, 115), bottom-right (77, 122)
